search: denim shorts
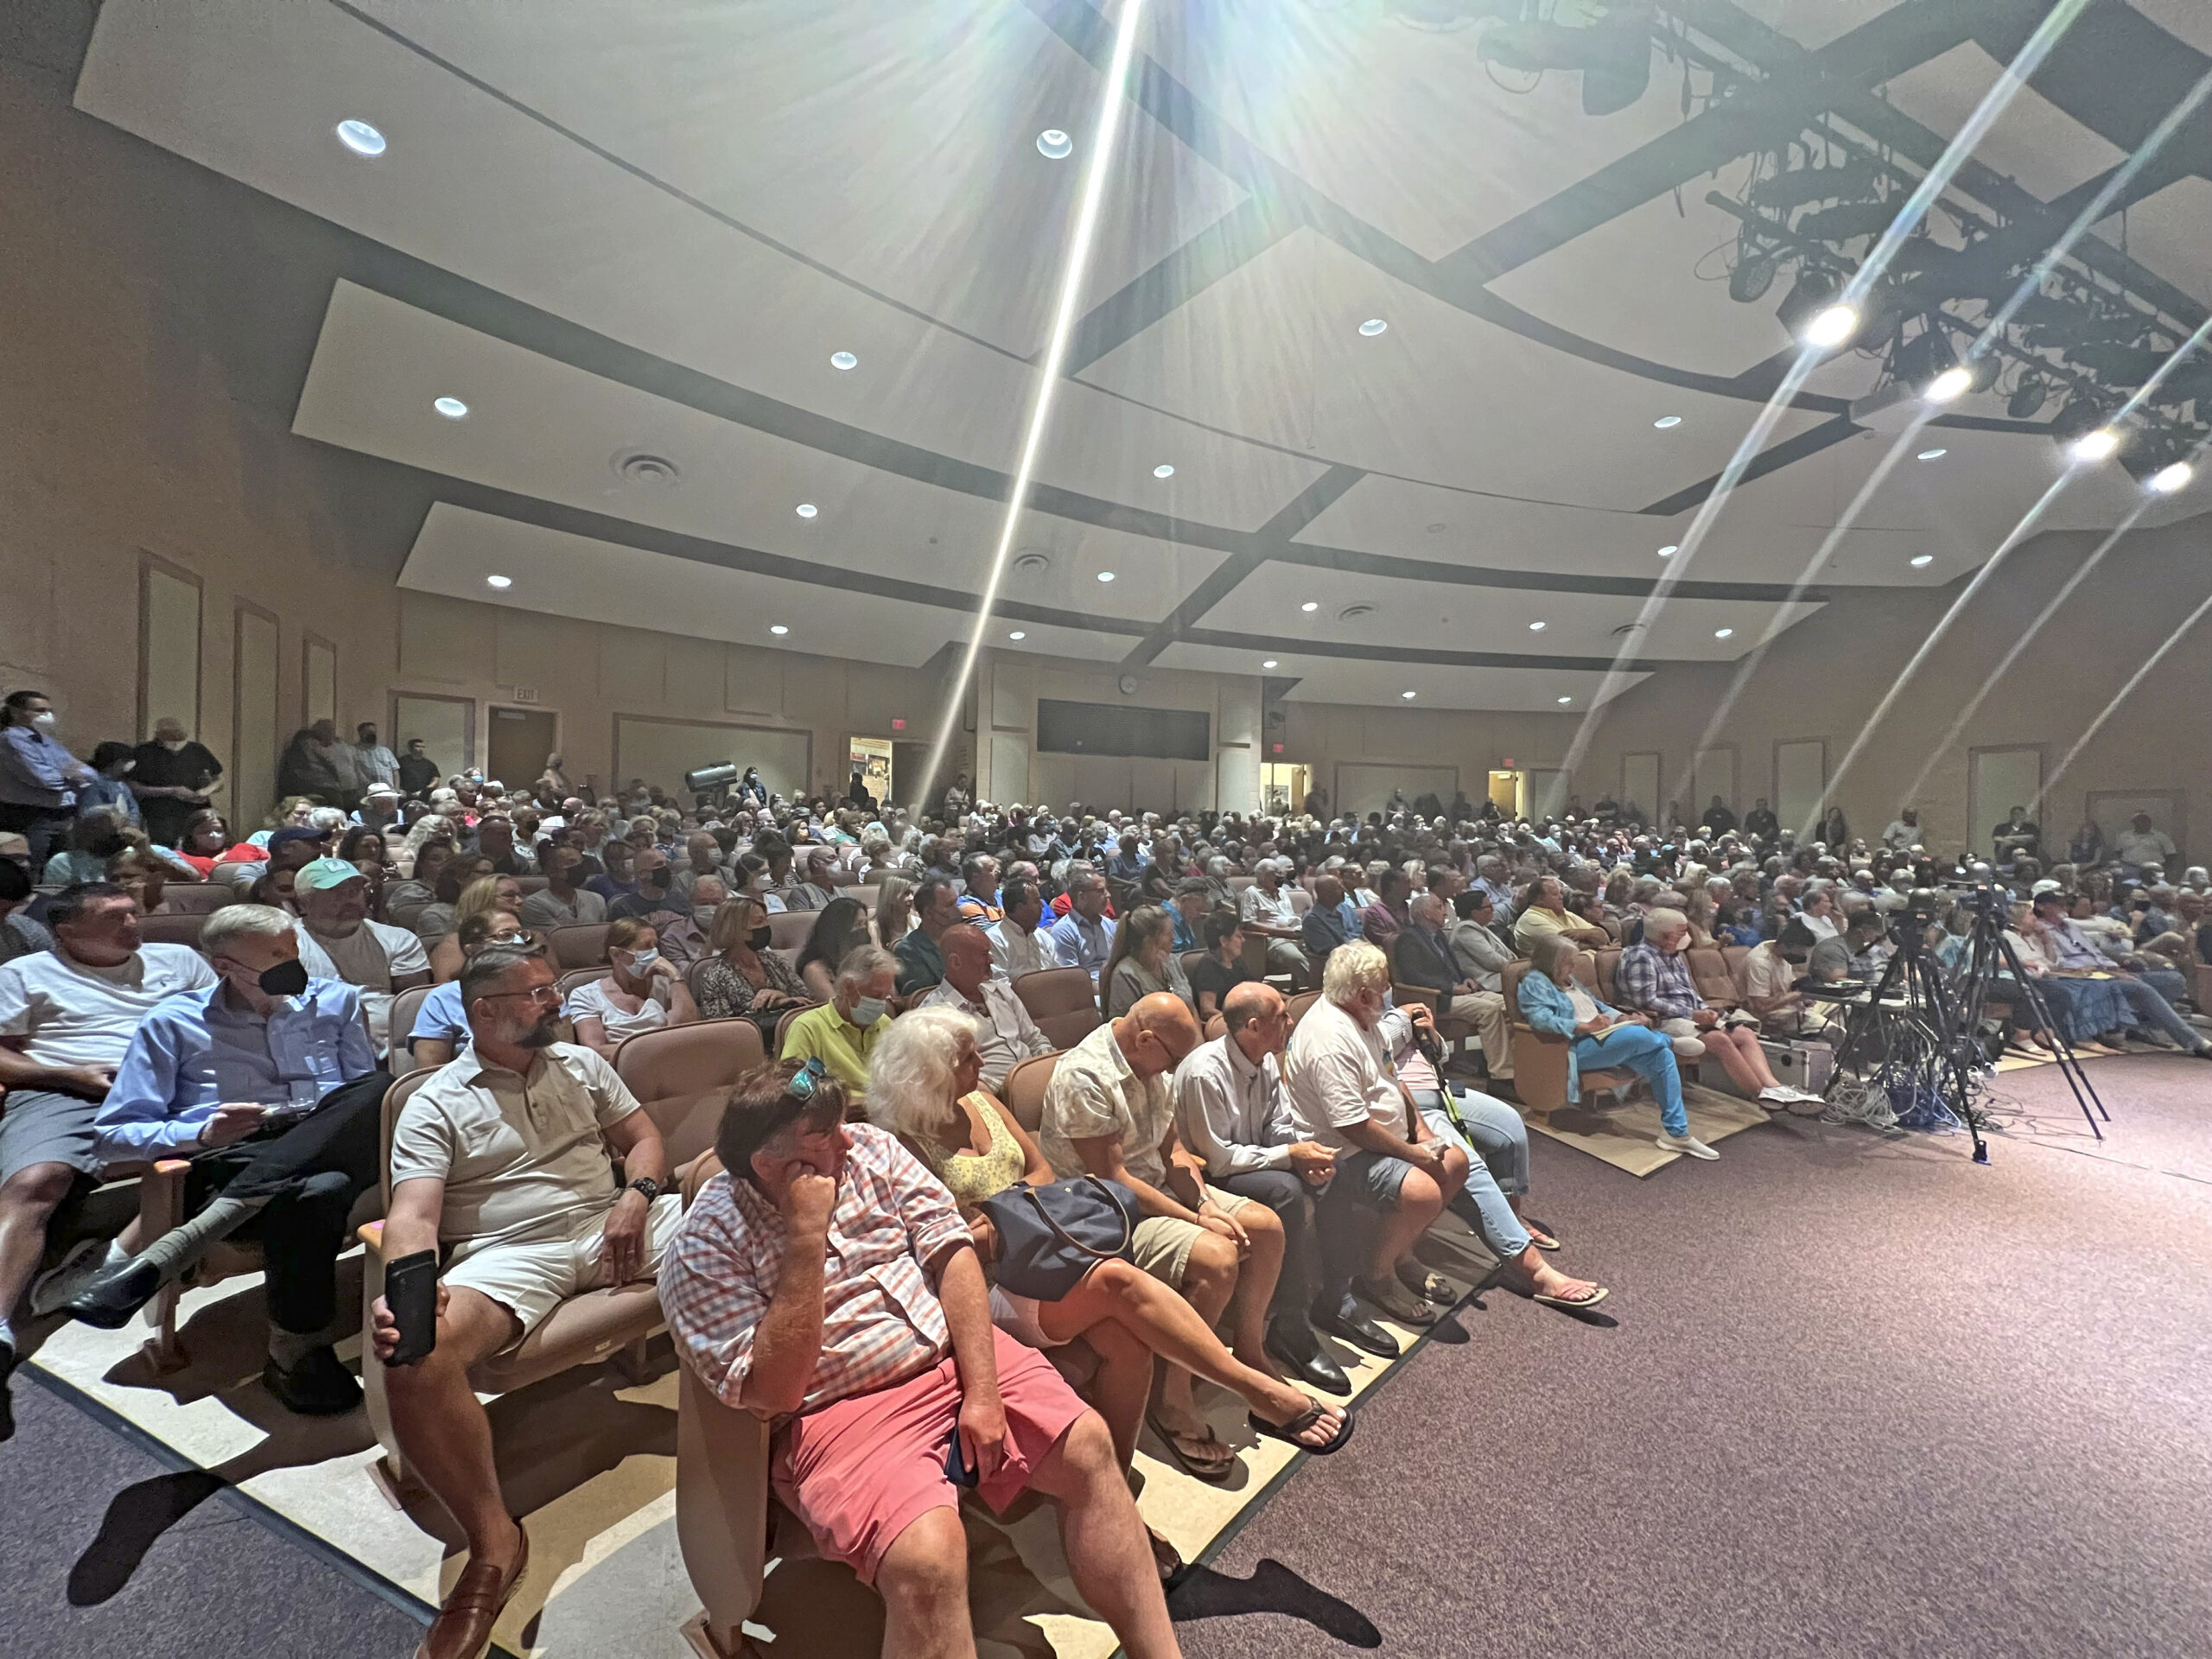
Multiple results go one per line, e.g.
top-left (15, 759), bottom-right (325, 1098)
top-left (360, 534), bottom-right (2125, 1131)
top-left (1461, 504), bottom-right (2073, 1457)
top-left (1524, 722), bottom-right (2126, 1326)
top-left (1328, 1148), bottom-right (1413, 1211)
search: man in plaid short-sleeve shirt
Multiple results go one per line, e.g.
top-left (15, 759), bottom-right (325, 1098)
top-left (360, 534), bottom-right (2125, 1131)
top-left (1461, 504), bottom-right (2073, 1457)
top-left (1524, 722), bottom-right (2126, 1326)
top-left (660, 1060), bottom-right (1181, 1656)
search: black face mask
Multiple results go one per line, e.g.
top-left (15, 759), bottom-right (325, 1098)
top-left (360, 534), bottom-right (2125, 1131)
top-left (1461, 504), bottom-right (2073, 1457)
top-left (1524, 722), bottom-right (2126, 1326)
top-left (87, 834), bottom-right (128, 860)
top-left (257, 958), bottom-right (311, 997)
top-left (647, 867), bottom-right (672, 888)
top-left (748, 925), bottom-right (772, 950)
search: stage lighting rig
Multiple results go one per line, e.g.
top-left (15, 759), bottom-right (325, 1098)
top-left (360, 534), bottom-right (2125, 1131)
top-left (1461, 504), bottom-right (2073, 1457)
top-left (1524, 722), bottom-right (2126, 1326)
top-left (1475, 2), bottom-right (1656, 116)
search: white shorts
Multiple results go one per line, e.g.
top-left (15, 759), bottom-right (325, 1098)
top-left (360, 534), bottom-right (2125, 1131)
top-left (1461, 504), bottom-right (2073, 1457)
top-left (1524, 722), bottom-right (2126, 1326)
top-left (988, 1284), bottom-right (1065, 1350)
top-left (442, 1192), bottom-right (685, 1338)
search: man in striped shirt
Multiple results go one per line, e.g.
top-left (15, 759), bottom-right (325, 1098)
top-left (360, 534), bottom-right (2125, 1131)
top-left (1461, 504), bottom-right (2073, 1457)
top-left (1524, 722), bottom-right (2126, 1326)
top-left (661, 1060), bottom-right (1181, 1657)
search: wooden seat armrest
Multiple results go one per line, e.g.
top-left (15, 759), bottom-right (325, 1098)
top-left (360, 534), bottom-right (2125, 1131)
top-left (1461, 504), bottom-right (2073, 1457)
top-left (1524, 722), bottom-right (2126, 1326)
top-left (138, 1159), bottom-right (192, 1231)
top-left (358, 1220), bottom-right (386, 1255)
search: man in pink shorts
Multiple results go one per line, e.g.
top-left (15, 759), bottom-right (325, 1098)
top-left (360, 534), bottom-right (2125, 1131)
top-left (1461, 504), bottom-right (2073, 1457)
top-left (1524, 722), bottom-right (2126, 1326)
top-left (661, 1058), bottom-right (1181, 1658)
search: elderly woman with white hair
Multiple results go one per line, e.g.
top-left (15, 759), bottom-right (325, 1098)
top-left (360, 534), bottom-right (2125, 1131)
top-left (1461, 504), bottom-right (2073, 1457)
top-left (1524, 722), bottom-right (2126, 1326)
top-left (1519, 932), bottom-right (1716, 1160)
top-left (868, 1007), bottom-right (1351, 1528)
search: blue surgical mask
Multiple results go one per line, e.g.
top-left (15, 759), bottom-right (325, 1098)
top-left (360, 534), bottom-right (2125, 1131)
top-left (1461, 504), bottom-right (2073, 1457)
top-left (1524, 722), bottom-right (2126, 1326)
top-left (625, 947), bottom-right (660, 975)
top-left (850, 995), bottom-right (888, 1027)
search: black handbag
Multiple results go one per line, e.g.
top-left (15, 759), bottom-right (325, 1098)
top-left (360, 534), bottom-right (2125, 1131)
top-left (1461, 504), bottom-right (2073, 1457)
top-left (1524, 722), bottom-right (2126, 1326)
top-left (977, 1176), bottom-right (1140, 1300)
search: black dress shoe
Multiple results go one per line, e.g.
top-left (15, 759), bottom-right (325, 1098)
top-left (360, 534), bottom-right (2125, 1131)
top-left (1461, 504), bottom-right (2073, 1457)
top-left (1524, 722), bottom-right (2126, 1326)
top-left (67, 1258), bottom-right (163, 1331)
top-left (0, 1342), bottom-right (16, 1443)
top-left (262, 1345), bottom-right (363, 1416)
top-left (1311, 1296), bottom-right (1400, 1359)
top-left (1266, 1321), bottom-right (1351, 1396)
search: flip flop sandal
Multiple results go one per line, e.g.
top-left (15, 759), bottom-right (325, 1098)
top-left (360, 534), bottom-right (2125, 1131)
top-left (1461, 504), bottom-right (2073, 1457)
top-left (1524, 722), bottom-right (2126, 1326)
top-left (1147, 1414), bottom-right (1236, 1483)
top-left (1395, 1262), bottom-right (1458, 1305)
top-left (1357, 1275), bottom-right (1437, 1325)
top-left (1533, 1283), bottom-right (1610, 1310)
top-left (1249, 1402), bottom-right (1356, 1457)
top-left (1522, 1221), bottom-right (1565, 1251)
top-left (1147, 1527), bottom-right (1190, 1587)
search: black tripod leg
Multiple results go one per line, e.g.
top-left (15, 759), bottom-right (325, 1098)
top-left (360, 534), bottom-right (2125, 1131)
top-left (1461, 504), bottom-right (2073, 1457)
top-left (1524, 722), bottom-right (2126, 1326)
top-left (1999, 942), bottom-right (2109, 1140)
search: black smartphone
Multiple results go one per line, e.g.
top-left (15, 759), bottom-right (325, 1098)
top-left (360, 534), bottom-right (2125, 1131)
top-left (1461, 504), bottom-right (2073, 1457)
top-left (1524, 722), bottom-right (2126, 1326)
top-left (943, 1425), bottom-right (979, 1490)
top-left (383, 1249), bottom-right (440, 1367)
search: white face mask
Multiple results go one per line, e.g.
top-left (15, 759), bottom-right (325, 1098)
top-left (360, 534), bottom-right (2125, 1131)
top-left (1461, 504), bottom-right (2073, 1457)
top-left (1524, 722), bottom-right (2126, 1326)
top-left (624, 947), bottom-right (660, 976)
top-left (30, 711), bottom-right (57, 731)
top-left (692, 906), bottom-right (719, 931)
top-left (849, 995), bottom-right (889, 1027)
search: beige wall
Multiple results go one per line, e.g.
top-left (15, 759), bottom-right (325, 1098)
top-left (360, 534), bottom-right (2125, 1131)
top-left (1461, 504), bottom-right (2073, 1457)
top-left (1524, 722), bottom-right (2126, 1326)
top-left (1571, 517), bottom-right (2212, 860)
top-left (1280, 702), bottom-right (1580, 818)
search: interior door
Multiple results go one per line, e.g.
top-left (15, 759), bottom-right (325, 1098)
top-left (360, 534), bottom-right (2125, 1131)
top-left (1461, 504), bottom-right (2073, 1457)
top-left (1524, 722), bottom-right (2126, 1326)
top-left (1969, 747), bottom-right (2043, 858)
top-left (488, 708), bottom-right (557, 794)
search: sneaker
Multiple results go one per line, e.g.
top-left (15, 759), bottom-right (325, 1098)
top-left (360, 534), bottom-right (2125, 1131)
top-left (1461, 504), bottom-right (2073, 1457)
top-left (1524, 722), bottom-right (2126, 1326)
top-left (1656, 1132), bottom-right (1719, 1161)
top-left (29, 1237), bottom-right (108, 1318)
top-left (1756, 1085), bottom-right (1794, 1108)
top-left (261, 1345), bottom-right (363, 1416)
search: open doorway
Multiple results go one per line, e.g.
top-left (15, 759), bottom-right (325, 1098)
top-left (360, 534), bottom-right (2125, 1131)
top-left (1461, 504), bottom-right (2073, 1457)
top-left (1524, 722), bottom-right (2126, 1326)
top-left (488, 706), bottom-right (557, 795)
top-left (1487, 769), bottom-right (1518, 815)
top-left (1260, 761), bottom-right (1307, 817)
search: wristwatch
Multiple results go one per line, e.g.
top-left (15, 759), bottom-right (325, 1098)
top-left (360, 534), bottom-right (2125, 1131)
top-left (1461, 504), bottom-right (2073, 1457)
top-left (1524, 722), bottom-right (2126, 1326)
top-left (626, 1175), bottom-right (663, 1203)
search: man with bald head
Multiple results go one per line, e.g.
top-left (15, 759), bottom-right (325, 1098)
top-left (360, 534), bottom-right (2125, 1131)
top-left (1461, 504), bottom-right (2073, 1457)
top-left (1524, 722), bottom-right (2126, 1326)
top-left (919, 923), bottom-right (1052, 1091)
top-left (1173, 982), bottom-right (1347, 1394)
top-left (1041, 992), bottom-right (1287, 1480)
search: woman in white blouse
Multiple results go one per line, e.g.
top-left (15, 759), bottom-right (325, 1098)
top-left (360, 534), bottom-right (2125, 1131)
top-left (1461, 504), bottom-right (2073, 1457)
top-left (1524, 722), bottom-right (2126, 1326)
top-left (564, 916), bottom-right (698, 1059)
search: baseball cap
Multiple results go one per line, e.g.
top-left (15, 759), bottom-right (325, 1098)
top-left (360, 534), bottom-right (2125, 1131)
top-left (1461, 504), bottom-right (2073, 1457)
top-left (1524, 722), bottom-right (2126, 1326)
top-left (2030, 878), bottom-right (2063, 897)
top-left (267, 825), bottom-right (330, 853)
top-left (297, 856), bottom-right (367, 892)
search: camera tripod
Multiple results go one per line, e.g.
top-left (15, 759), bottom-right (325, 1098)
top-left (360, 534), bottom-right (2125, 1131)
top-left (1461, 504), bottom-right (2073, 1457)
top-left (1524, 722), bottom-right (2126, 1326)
top-left (1828, 920), bottom-right (1992, 1162)
top-left (1950, 895), bottom-right (2110, 1146)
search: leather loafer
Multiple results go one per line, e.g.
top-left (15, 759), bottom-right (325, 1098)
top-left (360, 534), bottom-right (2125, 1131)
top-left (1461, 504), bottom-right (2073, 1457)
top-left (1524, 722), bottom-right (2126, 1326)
top-left (1266, 1326), bottom-right (1351, 1397)
top-left (67, 1258), bottom-right (163, 1331)
top-left (416, 1525), bottom-right (530, 1659)
top-left (262, 1345), bottom-right (363, 1416)
top-left (1311, 1296), bottom-right (1399, 1359)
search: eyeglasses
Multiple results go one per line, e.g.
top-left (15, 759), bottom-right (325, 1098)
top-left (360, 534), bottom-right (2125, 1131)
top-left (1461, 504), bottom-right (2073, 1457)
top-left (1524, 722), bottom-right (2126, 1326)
top-left (482, 982), bottom-right (562, 1005)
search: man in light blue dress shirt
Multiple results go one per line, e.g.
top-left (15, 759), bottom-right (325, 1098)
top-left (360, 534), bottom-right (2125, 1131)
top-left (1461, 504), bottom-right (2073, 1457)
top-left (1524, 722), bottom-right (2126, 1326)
top-left (1047, 866), bottom-right (1116, 980)
top-left (70, 905), bottom-right (388, 1414)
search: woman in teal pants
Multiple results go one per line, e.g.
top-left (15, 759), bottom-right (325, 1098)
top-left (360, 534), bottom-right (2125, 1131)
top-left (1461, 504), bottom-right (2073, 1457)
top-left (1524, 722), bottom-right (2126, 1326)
top-left (1516, 934), bottom-right (1718, 1161)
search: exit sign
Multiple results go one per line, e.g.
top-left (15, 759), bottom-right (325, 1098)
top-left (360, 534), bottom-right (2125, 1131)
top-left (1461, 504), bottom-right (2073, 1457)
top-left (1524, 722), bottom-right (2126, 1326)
top-left (510, 687), bottom-right (540, 704)
top-left (892, 718), bottom-right (906, 730)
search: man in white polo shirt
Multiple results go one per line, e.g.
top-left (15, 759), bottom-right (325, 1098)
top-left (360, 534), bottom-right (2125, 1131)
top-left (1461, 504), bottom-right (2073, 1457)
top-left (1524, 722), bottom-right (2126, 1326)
top-left (0, 881), bottom-right (215, 1437)
top-left (292, 856), bottom-right (430, 1057)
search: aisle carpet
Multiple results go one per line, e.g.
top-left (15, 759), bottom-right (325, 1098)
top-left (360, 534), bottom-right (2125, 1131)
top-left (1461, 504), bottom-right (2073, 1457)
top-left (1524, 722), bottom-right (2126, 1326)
top-left (1517, 1076), bottom-right (1773, 1174)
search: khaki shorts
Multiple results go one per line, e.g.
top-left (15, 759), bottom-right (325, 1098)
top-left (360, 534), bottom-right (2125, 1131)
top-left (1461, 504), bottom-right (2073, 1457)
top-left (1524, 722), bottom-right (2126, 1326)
top-left (1130, 1184), bottom-right (1256, 1289)
top-left (442, 1192), bottom-right (685, 1339)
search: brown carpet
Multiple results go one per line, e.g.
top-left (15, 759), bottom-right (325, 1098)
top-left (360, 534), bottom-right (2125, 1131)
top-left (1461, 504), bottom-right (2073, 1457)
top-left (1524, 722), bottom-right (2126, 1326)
top-left (1173, 1054), bottom-right (2212, 1658)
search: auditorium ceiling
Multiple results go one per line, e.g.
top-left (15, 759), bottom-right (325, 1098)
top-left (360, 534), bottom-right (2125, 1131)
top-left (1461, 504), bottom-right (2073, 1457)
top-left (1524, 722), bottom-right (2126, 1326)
top-left (73, 0), bottom-right (2212, 709)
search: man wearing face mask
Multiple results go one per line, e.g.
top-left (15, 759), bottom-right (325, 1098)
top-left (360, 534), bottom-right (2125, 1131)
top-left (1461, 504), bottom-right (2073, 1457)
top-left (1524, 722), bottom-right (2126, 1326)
top-left (371, 945), bottom-right (677, 1659)
top-left (292, 858), bottom-right (432, 1058)
top-left (611, 846), bottom-right (704, 969)
top-left (779, 944), bottom-right (897, 1106)
top-left (0, 690), bottom-right (96, 870)
top-left (68, 906), bottom-right (388, 1415)
top-left (130, 717), bottom-right (226, 849)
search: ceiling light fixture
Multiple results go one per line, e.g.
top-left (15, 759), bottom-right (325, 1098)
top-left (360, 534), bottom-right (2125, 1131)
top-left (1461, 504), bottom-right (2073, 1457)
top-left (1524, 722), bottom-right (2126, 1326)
top-left (1557, 696), bottom-right (1573, 704)
top-left (1714, 627), bottom-right (1735, 639)
top-left (1528, 620), bottom-right (1547, 632)
top-left (2070, 428), bottom-right (2121, 464)
top-left (432, 397), bottom-right (468, 419)
top-left (484, 575), bottom-right (512, 589)
top-left (1153, 463), bottom-right (1174, 478)
top-left (1652, 415), bottom-right (1682, 429)
top-left (830, 351), bottom-right (857, 371)
top-left (769, 625), bottom-right (789, 635)
top-left (1358, 318), bottom-right (1388, 337)
top-left (2150, 461), bottom-right (2194, 493)
top-left (1007, 630), bottom-right (1027, 640)
top-left (1910, 554), bottom-right (1934, 567)
top-left (1300, 601), bottom-right (1319, 612)
top-left (1037, 129), bottom-right (1072, 159)
top-left (1916, 448), bottom-right (1947, 461)
top-left (1262, 658), bottom-right (1278, 668)
top-left (334, 118), bottom-right (386, 156)
top-left (1096, 571), bottom-right (1116, 582)
top-left (1657, 543), bottom-right (1679, 557)
top-left (796, 503), bottom-right (818, 518)
top-left (1803, 302), bottom-right (1859, 348)
top-left (1401, 690), bottom-right (1417, 699)
top-left (1924, 365), bottom-right (1974, 404)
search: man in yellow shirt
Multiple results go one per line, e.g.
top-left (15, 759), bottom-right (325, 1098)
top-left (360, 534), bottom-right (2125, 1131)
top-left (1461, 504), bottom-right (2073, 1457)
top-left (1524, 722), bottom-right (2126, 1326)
top-left (779, 943), bottom-right (896, 1104)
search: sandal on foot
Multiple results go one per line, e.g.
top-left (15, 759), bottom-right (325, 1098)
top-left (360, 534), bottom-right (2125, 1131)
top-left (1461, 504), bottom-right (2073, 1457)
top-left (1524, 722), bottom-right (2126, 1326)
top-left (1248, 1402), bottom-right (1355, 1457)
top-left (1522, 1220), bottom-right (1564, 1252)
top-left (1356, 1274), bottom-right (1436, 1325)
top-left (1532, 1282), bottom-right (1609, 1310)
top-left (1147, 1527), bottom-right (1189, 1586)
top-left (1147, 1414), bottom-right (1236, 1483)
top-left (1395, 1260), bottom-right (1457, 1305)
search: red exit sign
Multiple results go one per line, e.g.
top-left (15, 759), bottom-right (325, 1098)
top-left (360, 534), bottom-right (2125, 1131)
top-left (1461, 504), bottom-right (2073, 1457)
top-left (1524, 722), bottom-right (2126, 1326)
top-left (892, 718), bottom-right (906, 730)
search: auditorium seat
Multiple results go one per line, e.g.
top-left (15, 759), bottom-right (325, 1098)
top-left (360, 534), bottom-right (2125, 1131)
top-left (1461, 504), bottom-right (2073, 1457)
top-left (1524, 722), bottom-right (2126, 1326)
top-left (387, 984), bottom-right (432, 1059)
top-left (612, 1017), bottom-right (766, 1173)
top-left (1287, 888), bottom-right (1313, 917)
top-left (1686, 946), bottom-right (1739, 1007)
top-left (159, 884), bottom-right (235, 914)
top-left (548, 922), bottom-right (612, 969)
top-left (557, 965), bottom-right (608, 998)
top-left (1012, 968), bottom-right (1101, 1049)
top-left (1287, 990), bottom-right (1321, 1027)
top-left (136, 912), bottom-right (206, 948)
top-left (1501, 956), bottom-right (1631, 1115)
top-left (766, 910), bottom-right (815, 952)
top-left (1001, 1052), bottom-right (1061, 1133)
top-left (1594, 947), bottom-right (1623, 1007)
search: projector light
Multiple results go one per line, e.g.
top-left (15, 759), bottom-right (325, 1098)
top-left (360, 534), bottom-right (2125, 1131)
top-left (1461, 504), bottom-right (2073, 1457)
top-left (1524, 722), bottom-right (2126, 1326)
top-left (2071, 428), bottom-right (2120, 464)
top-left (2150, 461), bottom-right (2193, 493)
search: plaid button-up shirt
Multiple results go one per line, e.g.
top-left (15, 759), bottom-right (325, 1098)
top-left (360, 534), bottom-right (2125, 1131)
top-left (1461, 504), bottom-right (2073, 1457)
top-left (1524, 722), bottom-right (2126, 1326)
top-left (660, 1124), bottom-right (972, 1417)
top-left (1615, 941), bottom-right (1703, 1020)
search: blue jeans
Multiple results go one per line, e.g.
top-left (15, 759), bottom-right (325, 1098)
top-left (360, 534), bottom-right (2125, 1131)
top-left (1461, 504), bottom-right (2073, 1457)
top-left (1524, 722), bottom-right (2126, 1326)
top-left (1573, 1025), bottom-right (1688, 1136)
top-left (1410, 1090), bottom-right (1531, 1262)
top-left (2114, 974), bottom-right (2203, 1050)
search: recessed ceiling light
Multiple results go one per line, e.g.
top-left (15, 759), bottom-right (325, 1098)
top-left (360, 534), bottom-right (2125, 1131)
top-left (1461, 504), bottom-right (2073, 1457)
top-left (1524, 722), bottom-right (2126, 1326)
top-left (1803, 302), bottom-right (1859, 349)
top-left (1528, 620), bottom-right (1547, 632)
top-left (1557, 696), bottom-right (1573, 703)
top-left (1653, 415), bottom-right (1682, 429)
top-left (830, 351), bottom-right (857, 372)
top-left (2070, 428), bottom-right (2121, 464)
top-left (796, 503), bottom-right (818, 518)
top-left (1916, 448), bottom-right (1947, 461)
top-left (1007, 630), bottom-right (1027, 641)
top-left (485, 574), bottom-right (512, 589)
top-left (1714, 627), bottom-right (1735, 639)
top-left (432, 397), bottom-right (468, 419)
top-left (1427, 522), bottom-right (1447, 533)
top-left (1262, 658), bottom-right (1278, 668)
top-left (1300, 601), bottom-right (1319, 612)
top-left (1401, 690), bottom-right (1417, 699)
top-left (1037, 129), bottom-right (1072, 159)
top-left (1153, 463), bottom-right (1175, 478)
top-left (1910, 554), bottom-right (1934, 568)
top-left (1924, 366), bottom-right (1973, 404)
top-left (334, 118), bottom-right (386, 156)
top-left (1657, 543), bottom-right (1679, 557)
top-left (1096, 570), bottom-right (1116, 582)
top-left (1358, 318), bottom-right (1389, 337)
top-left (769, 625), bottom-right (789, 635)
top-left (2150, 461), bottom-right (2193, 493)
